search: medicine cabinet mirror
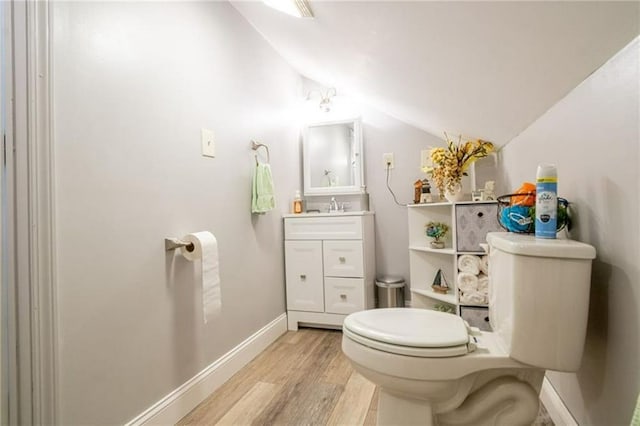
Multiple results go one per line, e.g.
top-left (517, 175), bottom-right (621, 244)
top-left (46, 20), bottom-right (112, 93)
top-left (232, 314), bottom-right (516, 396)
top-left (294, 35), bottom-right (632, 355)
top-left (303, 117), bottom-right (364, 196)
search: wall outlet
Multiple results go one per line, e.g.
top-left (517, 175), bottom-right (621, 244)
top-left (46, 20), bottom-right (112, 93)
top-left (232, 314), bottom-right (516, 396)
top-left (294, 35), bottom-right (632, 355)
top-left (201, 128), bottom-right (215, 158)
top-left (383, 152), bottom-right (394, 169)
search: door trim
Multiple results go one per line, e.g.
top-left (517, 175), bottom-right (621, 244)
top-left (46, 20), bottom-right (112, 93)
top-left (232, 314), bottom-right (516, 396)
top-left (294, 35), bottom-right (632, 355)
top-left (10, 0), bottom-right (57, 423)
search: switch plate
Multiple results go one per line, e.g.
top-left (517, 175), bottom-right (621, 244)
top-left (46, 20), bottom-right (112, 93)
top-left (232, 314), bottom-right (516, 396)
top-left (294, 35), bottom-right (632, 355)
top-left (383, 152), bottom-right (394, 169)
top-left (201, 128), bottom-right (215, 158)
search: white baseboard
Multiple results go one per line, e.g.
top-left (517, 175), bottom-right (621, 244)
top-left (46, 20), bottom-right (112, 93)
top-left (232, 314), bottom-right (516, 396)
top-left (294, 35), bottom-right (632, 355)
top-left (126, 313), bottom-right (288, 426)
top-left (540, 376), bottom-right (578, 426)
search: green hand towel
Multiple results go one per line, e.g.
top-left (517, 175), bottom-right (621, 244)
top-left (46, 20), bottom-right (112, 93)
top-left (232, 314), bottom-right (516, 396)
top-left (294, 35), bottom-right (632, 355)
top-left (252, 163), bottom-right (276, 214)
top-left (632, 392), bottom-right (640, 426)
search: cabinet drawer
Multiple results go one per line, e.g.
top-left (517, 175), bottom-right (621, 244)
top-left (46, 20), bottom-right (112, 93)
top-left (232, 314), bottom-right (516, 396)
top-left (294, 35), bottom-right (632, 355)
top-left (285, 241), bottom-right (324, 312)
top-left (324, 278), bottom-right (365, 314)
top-left (460, 306), bottom-right (491, 332)
top-left (285, 216), bottom-right (363, 240)
top-left (323, 241), bottom-right (364, 277)
top-left (455, 204), bottom-right (502, 252)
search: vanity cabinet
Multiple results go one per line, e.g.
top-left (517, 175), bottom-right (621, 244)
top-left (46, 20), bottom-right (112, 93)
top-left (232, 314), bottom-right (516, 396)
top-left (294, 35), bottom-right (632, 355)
top-left (284, 212), bottom-right (375, 331)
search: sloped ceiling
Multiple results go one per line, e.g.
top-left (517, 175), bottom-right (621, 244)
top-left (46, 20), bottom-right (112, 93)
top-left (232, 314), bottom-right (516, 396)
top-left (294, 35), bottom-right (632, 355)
top-left (231, 1), bottom-right (639, 146)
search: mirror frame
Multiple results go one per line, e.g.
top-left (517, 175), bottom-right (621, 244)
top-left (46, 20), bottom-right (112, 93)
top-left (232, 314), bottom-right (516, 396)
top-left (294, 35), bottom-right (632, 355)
top-left (303, 117), bottom-right (364, 196)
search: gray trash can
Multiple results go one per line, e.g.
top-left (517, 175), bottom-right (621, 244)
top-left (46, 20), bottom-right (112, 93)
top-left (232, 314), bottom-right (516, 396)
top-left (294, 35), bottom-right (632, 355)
top-left (376, 276), bottom-right (405, 308)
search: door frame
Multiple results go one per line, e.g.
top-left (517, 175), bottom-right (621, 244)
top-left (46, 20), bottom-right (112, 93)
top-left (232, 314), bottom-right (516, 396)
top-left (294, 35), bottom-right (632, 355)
top-left (3, 0), bottom-right (57, 424)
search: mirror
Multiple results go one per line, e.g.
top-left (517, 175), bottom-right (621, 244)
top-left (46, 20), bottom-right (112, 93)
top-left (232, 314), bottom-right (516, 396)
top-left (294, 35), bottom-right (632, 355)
top-left (303, 118), bottom-right (364, 196)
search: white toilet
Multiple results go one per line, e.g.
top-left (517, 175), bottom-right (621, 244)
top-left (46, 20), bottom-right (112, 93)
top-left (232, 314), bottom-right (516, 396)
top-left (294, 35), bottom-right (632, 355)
top-left (342, 232), bottom-right (596, 425)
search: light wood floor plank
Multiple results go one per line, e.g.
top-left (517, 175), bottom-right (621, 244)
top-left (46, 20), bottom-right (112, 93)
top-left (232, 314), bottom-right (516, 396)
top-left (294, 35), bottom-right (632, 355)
top-left (320, 339), bottom-right (353, 386)
top-left (178, 328), bottom-right (554, 426)
top-left (326, 371), bottom-right (376, 426)
top-left (259, 328), bottom-right (329, 385)
top-left (178, 332), bottom-right (296, 425)
top-left (251, 332), bottom-right (344, 425)
top-left (215, 381), bottom-right (280, 426)
top-left (363, 386), bottom-right (379, 426)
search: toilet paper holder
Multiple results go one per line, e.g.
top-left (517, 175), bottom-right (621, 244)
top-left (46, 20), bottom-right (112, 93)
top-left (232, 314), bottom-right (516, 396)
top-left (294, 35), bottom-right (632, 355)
top-left (165, 237), bottom-right (195, 252)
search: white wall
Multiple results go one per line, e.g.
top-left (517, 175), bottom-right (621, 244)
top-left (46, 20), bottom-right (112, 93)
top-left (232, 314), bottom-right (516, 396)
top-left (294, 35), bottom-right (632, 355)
top-left (362, 107), bottom-right (443, 291)
top-left (52, 2), bottom-right (300, 423)
top-left (500, 38), bottom-right (639, 425)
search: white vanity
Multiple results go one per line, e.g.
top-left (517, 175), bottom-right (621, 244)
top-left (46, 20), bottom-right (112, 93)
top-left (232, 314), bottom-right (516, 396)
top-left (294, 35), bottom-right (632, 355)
top-left (283, 212), bottom-right (375, 331)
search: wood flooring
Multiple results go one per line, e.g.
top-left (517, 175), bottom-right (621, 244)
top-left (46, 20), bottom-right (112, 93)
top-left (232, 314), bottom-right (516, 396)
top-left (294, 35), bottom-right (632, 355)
top-left (178, 328), bottom-right (553, 426)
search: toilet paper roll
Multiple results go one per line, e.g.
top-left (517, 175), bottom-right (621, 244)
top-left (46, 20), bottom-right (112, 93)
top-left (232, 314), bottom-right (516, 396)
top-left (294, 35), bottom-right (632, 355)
top-left (181, 231), bottom-right (221, 323)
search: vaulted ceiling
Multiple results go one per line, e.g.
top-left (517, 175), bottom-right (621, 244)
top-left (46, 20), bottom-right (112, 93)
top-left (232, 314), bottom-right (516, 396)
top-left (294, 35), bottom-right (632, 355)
top-left (231, 1), bottom-right (639, 146)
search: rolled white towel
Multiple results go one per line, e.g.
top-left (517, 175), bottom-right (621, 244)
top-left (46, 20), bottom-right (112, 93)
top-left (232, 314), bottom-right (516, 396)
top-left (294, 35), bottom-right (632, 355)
top-left (457, 272), bottom-right (478, 293)
top-left (458, 255), bottom-right (481, 275)
top-left (480, 255), bottom-right (489, 275)
top-left (477, 274), bottom-right (489, 294)
top-left (460, 290), bottom-right (486, 305)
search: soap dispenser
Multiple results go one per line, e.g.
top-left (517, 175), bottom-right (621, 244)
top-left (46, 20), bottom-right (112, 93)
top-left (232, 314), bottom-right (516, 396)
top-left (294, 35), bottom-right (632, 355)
top-left (292, 190), bottom-right (303, 214)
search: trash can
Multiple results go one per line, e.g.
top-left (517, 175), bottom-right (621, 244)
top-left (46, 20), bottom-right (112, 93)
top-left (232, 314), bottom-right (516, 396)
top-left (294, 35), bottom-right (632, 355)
top-left (375, 276), bottom-right (405, 308)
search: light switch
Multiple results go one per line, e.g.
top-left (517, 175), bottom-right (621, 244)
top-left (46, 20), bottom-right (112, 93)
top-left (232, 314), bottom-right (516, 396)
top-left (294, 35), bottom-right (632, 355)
top-left (201, 128), bottom-right (215, 158)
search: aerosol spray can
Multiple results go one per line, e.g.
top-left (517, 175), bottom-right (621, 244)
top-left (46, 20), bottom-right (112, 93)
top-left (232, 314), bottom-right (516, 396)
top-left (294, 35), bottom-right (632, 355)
top-left (535, 164), bottom-right (557, 239)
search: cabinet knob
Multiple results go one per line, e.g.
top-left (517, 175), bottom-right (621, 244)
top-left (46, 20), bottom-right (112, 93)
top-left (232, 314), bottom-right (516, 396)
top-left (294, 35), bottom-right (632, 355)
top-left (477, 212), bottom-right (484, 218)
top-left (300, 274), bottom-right (306, 280)
top-left (340, 294), bottom-right (347, 300)
top-left (339, 256), bottom-right (346, 263)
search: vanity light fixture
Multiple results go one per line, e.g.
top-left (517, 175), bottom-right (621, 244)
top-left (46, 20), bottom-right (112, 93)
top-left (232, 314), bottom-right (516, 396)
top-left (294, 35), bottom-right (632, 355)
top-left (262, 0), bottom-right (314, 18)
top-left (307, 87), bottom-right (337, 112)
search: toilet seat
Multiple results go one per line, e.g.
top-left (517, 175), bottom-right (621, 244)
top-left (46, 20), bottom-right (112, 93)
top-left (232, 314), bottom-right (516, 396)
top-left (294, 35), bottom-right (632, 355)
top-left (343, 308), bottom-right (475, 357)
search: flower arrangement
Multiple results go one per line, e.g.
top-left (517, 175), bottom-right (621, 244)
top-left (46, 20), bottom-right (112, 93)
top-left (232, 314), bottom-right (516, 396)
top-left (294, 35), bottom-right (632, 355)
top-left (423, 134), bottom-right (494, 195)
top-left (425, 221), bottom-right (449, 249)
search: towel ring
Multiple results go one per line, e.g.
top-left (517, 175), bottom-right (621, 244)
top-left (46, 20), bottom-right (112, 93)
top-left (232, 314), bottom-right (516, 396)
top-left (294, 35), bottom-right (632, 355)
top-left (251, 140), bottom-right (270, 165)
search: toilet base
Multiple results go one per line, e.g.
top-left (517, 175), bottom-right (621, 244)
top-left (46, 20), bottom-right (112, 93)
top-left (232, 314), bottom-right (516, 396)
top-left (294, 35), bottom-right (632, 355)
top-left (378, 389), bottom-right (434, 426)
top-left (374, 372), bottom-right (543, 426)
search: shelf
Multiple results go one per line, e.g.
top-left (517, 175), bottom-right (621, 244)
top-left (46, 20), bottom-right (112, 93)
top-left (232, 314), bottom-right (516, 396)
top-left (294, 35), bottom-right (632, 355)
top-left (456, 251), bottom-right (488, 255)
top-left (408, 202), bottom-right (452, 208)
top-left (409, 245), bottom-right (455, 255)
top-left (454, 200), bottom-right (498, 206)
top-left (408, 200), bottom-right (498, 208)
top-left (411, 288), bottom-right (457, 305)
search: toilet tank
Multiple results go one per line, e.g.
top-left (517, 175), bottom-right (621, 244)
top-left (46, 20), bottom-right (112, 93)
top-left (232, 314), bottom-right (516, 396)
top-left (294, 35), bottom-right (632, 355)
top-left (487, 232), bottom-right (596, 372)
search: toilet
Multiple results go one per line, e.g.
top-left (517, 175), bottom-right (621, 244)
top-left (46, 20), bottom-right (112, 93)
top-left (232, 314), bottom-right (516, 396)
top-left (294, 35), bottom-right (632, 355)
top-left (342, 232), bottom-right (596, 425)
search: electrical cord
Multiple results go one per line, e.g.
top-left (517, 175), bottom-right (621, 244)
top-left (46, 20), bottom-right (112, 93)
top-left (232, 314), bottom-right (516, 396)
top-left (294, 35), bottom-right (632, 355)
top-left (385, 163), bottom-right (408, 207)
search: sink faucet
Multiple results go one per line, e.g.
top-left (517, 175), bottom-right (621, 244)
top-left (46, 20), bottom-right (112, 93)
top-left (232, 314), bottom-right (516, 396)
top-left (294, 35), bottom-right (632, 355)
top-left (329, 197), bottom-right (339, 213)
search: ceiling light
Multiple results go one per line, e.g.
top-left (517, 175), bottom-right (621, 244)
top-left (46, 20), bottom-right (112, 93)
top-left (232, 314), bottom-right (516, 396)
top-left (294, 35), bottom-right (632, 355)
top-left (307, 88), bottom-right (336, 112)
top-left (262, 0), bottom-right (314, 18)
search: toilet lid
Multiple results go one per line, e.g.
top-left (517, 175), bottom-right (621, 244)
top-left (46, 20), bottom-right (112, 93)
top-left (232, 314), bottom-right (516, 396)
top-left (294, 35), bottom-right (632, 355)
top-left (344, 308), bottom-right (470, 349)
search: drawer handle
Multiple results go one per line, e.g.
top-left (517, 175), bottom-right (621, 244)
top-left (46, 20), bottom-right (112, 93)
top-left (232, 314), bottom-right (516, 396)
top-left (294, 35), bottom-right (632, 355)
top-left (300, 274), bottom-right (306, 281)
top-left (340, 294), bottom-right (347, 300)
top-left (477, 212), bottom-right (484, 218)
top-left (339, 256), bottom-right (346, 263)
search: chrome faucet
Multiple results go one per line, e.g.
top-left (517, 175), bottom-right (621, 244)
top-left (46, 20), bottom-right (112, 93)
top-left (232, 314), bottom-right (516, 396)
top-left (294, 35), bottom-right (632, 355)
top-left (329, 197), bottom-right (339, 213)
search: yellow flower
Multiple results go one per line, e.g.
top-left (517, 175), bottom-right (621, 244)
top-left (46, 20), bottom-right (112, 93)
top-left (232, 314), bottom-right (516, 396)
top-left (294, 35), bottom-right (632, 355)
top-left (425, 133), bottom-right (494, 195)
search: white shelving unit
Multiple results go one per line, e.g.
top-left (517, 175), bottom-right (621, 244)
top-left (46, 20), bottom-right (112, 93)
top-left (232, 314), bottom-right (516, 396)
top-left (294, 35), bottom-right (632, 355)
top-left (407, 200), bottom-right (501, 316)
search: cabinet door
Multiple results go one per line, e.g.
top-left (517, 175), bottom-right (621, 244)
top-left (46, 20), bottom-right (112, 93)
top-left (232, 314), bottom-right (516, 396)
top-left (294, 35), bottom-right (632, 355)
top-left (455, 204), bottom-right (502, 252)
top-left (323, 240), bottom-right (364, 277)
top-left (285, 241), bottom-right (324, 312)
top-left (324, 278), bottom-right (365, 314)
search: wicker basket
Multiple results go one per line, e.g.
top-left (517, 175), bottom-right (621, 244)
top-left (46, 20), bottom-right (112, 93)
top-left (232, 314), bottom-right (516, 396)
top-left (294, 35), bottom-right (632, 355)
top-left (496, 193), bottom-right (570, 234)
